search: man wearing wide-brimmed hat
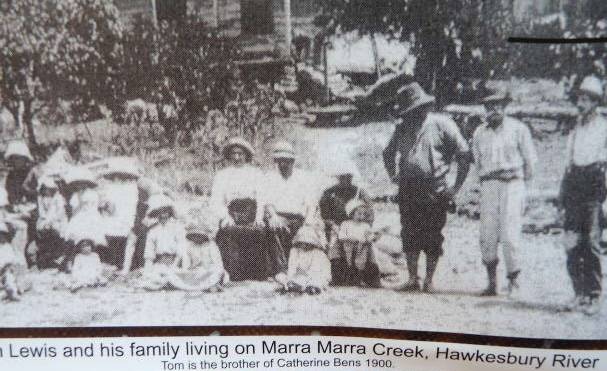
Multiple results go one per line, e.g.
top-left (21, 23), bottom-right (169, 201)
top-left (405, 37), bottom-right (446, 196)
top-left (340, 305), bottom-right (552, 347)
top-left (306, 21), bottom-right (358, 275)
top-left (559, 75), bottom-right (606, 315)
top-left (383, 82), bottom-right (471, 293)
top-left (472, 90), bottom-right (537, 297)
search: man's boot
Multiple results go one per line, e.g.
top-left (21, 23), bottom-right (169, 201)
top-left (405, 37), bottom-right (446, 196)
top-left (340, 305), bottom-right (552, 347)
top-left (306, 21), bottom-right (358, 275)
top-left (480, 260), bottom-right (498, 296)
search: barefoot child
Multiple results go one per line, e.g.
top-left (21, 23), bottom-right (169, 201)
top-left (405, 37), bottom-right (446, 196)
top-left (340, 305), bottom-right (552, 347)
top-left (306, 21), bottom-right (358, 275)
top-left (0, 222), bottom-right (29, 301)
top-left (282, 226), bottom-right (331, 295)
top-left (329, 199), bottom-right (382, 287)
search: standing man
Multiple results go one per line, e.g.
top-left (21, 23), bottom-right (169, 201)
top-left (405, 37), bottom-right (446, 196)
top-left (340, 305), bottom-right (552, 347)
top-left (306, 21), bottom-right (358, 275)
top-left (472, 92), bottom-right (537, 296)
top-left (262, 140), bottom-right (317, 281)
top-left (559, 75), bottom-right (606, 315)
top-left (383, 83), bottom-right (471, 293)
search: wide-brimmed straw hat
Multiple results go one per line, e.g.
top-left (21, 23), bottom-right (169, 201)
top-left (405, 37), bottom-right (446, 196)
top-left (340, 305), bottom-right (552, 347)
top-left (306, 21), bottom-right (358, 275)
top-left (329, 160), bottom-right (360, 179)
top-left (393, 82), bottom-right (436, 116)
top-left (292, 226), bottom-right (323, 249)
top-left (482, 91), bottom-right (512, 105)
top-left (185, 224), bottom-right (211, 244)
top-left (146, 194), bottom-right (175, 218)
top-left (222, 137), bottom-right (255, 160)
top-left (101, 156), bottom-right (142, 179)
top-left (577, 75), bottom-right (604, 101)
top-left (63, 166), bottom-right (97, 188)
top-left (4, 140), bottom-right (33, 162)
top-left (272, 140), bottom-right (295, 160)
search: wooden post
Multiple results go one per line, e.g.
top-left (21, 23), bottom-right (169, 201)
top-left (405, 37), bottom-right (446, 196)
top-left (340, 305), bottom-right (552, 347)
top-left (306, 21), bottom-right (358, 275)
top-left (150, 0), bottom-right (157, 27)
top-left (284, 0), bottom-right (292, 56)
top-left (212, 0), bottom-right (219, 28)
top-left (323, 42), bottom-right (330, 103)
top-left (371, 33), bottom-right (381, 80)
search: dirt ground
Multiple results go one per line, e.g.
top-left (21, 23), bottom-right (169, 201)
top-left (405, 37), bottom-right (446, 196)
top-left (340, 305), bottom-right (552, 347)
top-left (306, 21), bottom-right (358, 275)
top-left (2, 114), bottom-right (606, 340)
top-left (2, 79), bottom-right (606, 339)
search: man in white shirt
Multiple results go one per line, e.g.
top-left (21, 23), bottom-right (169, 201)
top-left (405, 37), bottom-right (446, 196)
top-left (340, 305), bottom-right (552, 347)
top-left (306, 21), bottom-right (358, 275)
top-left (263, 140), bottom-right (316, 279)
top-left (472, 91), bottom-right (537, 296)
top-left (559, 75), bottom-right (606, 315)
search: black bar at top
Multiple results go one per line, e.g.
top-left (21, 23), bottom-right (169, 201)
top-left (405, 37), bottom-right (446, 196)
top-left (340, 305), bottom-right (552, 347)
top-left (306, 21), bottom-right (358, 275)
top-left (508, 37), bottom-right (607, 44)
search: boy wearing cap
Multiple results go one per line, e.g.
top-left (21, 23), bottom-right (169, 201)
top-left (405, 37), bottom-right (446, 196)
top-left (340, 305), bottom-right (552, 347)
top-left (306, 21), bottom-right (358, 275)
top-left (559, 75), bottom-right (606, 315)
top-left (383, 83), bottom-right (471, 293)
top-left (472, 91), bottom-right (537, 296)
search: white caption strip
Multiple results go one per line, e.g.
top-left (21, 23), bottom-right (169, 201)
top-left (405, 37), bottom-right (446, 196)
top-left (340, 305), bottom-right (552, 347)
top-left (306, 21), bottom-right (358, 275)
top-left (0, 336), bottom-right (603, 370)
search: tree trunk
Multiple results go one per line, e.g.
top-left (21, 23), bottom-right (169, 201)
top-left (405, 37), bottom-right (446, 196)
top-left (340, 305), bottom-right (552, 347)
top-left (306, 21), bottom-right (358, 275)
top-left (370, 33), bottom-right (381, 80)
top-left (157, 103), bottom-right (176, 146)
top-left (22, 100), bottom-right (37, 147)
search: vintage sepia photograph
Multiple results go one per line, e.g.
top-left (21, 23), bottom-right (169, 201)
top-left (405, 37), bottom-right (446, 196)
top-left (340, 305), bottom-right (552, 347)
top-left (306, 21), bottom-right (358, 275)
top-left (1, 0), bottom-right (607, 339)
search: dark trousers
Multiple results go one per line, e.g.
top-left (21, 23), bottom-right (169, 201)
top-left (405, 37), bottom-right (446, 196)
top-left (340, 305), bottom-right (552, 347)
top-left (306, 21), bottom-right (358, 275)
top-left (562, 165), bottom-right (604, 299)
top-left (266, 213), bottom-right (305, 276)
top-left (101, 236), bottom-right (128, 270)
top-left (216, 225), bottom-right (269, 281)
top-left (35, 230), bottom-right (65, 269)
top-left (565, 201), bottom-right (603, 299)
top-left (398, 182), bottom-right (448, 264)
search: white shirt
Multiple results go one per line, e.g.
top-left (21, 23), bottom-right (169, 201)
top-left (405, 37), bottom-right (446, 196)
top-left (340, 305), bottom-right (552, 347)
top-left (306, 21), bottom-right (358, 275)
top-left (63, 189), bottom-right (106, 245)
top-left (37, 193), bottom-right (68, 232)
top-left (567, 113), bottom-right (607, 166)
top-left (209, 165), bottom-right (264, 222)
top-left (99, 181), bottom-right (139, 237)
top-left (261, 169), bottom-right (316, 217)
top-left (472, 117), bottom-right (537, 180)
top-left (145, 219), bottom-right (187, 261)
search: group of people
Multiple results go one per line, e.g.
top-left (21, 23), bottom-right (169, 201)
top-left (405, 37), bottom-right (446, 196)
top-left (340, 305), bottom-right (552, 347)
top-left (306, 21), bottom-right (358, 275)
top-left (0, 74), bottom-right (605, 317)
top-left (382, 75), bottom-right (605, 316)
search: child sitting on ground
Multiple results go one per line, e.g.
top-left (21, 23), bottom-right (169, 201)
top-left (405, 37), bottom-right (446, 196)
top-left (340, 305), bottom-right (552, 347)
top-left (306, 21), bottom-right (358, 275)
top-left (140, 195), bottom-right (189, 290)
top-left (68, 236), bottom-right (107, 292)
top-left (281, 226), bottom-right (331, 295)
top-left (329, 199), bottom-right (383, 288)
top-left (0, 222), bottom-right (30, 301)
top-left (178, 226), bottom-right (229, 292)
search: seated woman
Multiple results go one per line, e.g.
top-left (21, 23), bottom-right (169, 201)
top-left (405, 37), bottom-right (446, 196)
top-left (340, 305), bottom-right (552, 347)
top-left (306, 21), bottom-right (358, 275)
top-left (210, 137), bottom-right (267, 281)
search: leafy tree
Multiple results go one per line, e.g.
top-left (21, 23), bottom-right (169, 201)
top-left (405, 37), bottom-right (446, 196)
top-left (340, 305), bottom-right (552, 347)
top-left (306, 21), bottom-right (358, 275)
top-left (0, 0), bottom-right (123, 146)
top-left (118, 15), bottom-right (240, 146)
top-left (316, 0), bottom-right (513, 105)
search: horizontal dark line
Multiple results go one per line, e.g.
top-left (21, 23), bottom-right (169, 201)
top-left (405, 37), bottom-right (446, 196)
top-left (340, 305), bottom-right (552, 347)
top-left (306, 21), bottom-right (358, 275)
top-left (508, 37), bottom-right (607, 44)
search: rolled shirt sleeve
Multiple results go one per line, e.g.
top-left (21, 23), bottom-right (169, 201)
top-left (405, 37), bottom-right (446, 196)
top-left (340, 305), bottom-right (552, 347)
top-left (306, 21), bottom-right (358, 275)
top-left (518, 123), bottom-right (537, 181)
